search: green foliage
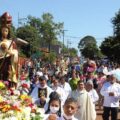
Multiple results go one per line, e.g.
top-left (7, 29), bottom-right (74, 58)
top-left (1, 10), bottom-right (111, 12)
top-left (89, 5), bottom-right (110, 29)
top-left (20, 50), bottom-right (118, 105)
top-left (78, 35), bottom-right (96, 50)
top-left (26, 13), bottom-right (63, 56)
top-left (40, 13), bottom-right (63, 47)
top-left (16, 25), bottom-right (40, 57)
top-left (100, 9), bottom-right (120, 63)
top-left (78, 35), bottom-right (101, 59)
top-left (69, 48), bottom-right (78, 57)
top-left (81, 44), bottom-right (98, 59)
top-left (31, 51), bottom-right (43, 59)
top-left (112, 9), bottom-right (120, 37)
top-left (31, 113), bottom-right (43, 120)
top-left (43, 52), bottom-right (56, 63)
top-left (48, 52), bottom-right (56, 63)
top-left (10, 25), bottom-right (16, 39)
top-left (100, 37), bottom-right (114, 59)
top-left (27, 15), bottom-right (42, 32)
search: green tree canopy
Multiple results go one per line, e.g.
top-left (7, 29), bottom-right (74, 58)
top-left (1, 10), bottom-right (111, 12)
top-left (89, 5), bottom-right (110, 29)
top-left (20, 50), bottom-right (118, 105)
top-left (78, 35), bottom-right (101, 59)
top-left (16, 12), bottom-right (64, 58)
top-left (112, 9), bottom-right (120, 37)
top-left (16, 25), bottom-right (40, 57)
top-left (78, 35), bottom-right (96, 50)
top-left (100, 37), bottom-right (114, 59)
top-left (40, 13), bottom-right (63, 49)
top-left (27, 13), bottom-right (63, 52)
top-left (100, 9), bottom-right (120, 63)
top-left (69, 48), bottom-right (78, 57)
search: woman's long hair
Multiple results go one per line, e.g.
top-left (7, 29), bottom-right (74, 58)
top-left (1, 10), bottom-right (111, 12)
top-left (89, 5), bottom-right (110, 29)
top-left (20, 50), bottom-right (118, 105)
top-left (45, 91), bottom-right (61, 117)
top-left (0, 26), bottom-right (11, 40)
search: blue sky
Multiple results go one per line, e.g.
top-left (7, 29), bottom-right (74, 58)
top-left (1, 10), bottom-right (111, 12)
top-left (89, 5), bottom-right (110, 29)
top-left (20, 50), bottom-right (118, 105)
top-left (0, 0), bottom-right (120, 53)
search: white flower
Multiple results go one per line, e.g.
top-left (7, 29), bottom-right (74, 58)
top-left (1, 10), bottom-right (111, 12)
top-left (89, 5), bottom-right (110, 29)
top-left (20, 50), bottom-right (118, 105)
top-left (36, 108), bottom-right (41, 113)
top-left (31, 113), bottom-right (36, 117)
top-left (7, 110), bottom-right (14, 114)
top-left (14, 90), bottom-right (20, 96)
top-left (9, 116), bottom-right (17, 120)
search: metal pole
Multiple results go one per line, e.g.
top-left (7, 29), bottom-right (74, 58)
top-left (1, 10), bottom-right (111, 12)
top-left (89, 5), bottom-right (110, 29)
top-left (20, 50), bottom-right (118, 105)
top-left (18, 12), bottom-right (19, 28)
top-left (18, 13), bottom-right (27, 27)
top-left (62, 30), bottom-right (68, 56)
top-left (63, 30), bottom-right (65, 56)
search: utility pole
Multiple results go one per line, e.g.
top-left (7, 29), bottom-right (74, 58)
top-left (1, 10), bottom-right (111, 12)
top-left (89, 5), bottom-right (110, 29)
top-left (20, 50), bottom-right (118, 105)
top-left (67, 40), bottom-right (71, 56)
top-left (62, 29), bottom-right (68, 57)
top-left (67, 39), bottom-right (71, 49)
top-left (18, 13), bottom-right (27, 28)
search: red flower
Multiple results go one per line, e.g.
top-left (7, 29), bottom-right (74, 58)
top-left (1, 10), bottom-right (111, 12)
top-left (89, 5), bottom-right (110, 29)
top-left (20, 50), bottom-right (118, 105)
top-left (10, 105), bottom-right (21, 112)
top-left (28, 103), bottom-right (34, 108)
top-left (9, 88), bottom-right (14, 95)
top-left (21, 83), bottom-right (28, 88)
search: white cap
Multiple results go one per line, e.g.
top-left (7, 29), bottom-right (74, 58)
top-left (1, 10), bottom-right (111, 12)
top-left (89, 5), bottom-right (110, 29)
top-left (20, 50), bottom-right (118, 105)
top-left (36, 71), bottom-right (43, 77)
top-left (86, 80), bottom-right (94, 86)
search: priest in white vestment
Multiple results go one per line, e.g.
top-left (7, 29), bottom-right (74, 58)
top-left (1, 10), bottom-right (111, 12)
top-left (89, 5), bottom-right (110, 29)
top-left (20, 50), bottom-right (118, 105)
top-left (86, 80), bottom-right (99, 105)
top-left (30, 76), bottom-right (53, 104)
top-left (69, 80), bottom-right (96, 120)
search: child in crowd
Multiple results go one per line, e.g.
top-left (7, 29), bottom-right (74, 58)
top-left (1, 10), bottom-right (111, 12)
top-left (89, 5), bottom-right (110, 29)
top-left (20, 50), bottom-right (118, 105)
top-left (59, 97), bottom-right (78, 120)
top-left (44, 92), bottom-right (61, 120)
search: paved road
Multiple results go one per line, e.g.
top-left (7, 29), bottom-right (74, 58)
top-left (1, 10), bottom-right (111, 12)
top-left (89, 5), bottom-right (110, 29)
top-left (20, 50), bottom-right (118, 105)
top-left (96, 106), bottom-right (120, 120)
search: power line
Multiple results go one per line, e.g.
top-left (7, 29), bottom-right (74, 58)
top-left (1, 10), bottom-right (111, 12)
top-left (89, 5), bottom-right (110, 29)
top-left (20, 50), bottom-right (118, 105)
top-left (65, 35), bottom-right (105, 41)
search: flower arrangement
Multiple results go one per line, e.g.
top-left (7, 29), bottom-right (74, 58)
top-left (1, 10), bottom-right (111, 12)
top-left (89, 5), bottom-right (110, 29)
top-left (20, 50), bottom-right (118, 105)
top-left (0, 81), bottom-right (5, 90)
top-left (0, 81), bottom-right (43, 120)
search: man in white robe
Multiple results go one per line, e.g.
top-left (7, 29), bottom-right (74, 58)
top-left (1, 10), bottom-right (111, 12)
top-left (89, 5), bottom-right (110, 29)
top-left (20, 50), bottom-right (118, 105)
top-left (69, 80), bottom-right (96, 120)
top-left (30, 76), bottom-right (53, 104)
top-left (86, 80), bottom-right (99, 105)
top-left (51, 77), bottom-right (66, 106)
top-left (59, 76), bottom-right (72, 98)
top-left (100, 74), bottom-right (120, 120)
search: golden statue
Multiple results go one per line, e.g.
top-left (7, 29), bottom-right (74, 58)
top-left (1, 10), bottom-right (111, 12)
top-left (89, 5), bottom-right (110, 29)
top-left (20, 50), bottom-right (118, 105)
top-left (0, 12), bottom-right (18, 88)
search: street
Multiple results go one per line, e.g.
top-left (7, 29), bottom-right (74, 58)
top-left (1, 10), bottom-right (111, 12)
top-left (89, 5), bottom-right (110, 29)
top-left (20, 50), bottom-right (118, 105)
top-left (96, 105), bottom-right (120, 120)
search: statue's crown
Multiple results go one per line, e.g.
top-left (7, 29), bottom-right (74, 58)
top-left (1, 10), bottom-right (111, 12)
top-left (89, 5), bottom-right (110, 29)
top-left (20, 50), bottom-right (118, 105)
top-left (1, 12), bottom-right (12, 27)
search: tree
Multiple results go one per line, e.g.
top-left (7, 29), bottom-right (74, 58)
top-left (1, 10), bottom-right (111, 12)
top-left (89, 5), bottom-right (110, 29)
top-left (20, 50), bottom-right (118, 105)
top-left (69, 48), bottom-right (78, 57)
top-left (28, 13), bottom-right (63, 52)
top-left (39, 13), bottom-right (63, 52)
top-left (78, 35), bottom-right (101, 59)
top-left (10, 25), bottom-right (16, 39)
top-left (16, 25), bottom-right (40, 57)
top-left (112, 9), bottom-right (120, 37)
top-left (100, 37), bottom-right (114, 59)
top-left (16, 13), bottom-right (64, 59)
top-left (27, 15), bottom-right (42, 32)
top-left (100, 9), bottom-right (120, 63)
top-left (82, 44), bottom-right (101, 59)
top-left (78, 35), bottom-right (96, 51)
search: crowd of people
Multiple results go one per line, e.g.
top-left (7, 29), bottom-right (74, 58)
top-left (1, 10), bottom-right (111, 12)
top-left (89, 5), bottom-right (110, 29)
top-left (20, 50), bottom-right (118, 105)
top-left (1, 12), bottom-right (120, 120)
top-left (11, 56), bottom-right (119, 120)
